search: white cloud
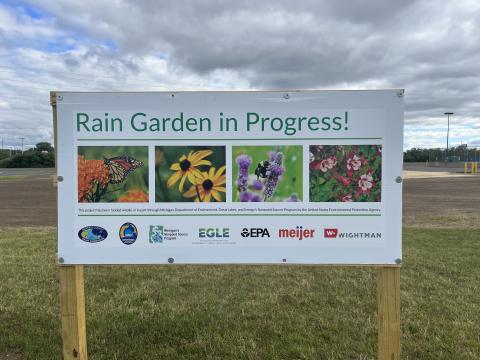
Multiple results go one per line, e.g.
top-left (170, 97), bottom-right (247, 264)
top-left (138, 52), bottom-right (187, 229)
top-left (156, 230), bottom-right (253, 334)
top-left (0, 0), bottom-right (479, 149)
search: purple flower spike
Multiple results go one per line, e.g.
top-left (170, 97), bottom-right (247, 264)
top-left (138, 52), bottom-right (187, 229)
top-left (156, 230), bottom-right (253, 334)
top-left (239, 191), bottom-right (253, 202)
top-left (286, 193), bottom-right (299, 202)
top-left (251, 194), bottom-right (262, 202)
top-left (236, 154), bottom-right (252, 192)
top-left (268, 151), bottom-right (276, 162)
top-left (252, 179), bottom-right (263, 190)
top-left (263, 152), bottom-right (284, 200)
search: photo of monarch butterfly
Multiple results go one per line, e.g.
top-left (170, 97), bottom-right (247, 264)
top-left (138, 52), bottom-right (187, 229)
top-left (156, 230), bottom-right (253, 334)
top-left (104, 156), bottom-right (144, 184)
top-left (78, 146), bottom-right (148, 203)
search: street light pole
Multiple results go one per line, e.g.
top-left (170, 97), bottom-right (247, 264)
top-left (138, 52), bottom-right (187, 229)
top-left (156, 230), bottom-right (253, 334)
top-left (444, 112), bottom-right (453, 161)
top-left (20, 137), bottom-right (25, 153)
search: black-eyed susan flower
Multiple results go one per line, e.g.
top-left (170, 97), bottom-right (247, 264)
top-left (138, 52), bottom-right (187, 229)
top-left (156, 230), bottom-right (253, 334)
top-left (167, 150), bottom-right (213, 192)
top-left (183, 166), bottom-right (226, 202)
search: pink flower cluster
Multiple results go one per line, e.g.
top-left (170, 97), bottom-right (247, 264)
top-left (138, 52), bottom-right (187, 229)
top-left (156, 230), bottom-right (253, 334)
top-left (309, 145), bottom-right (381, 202)
top-left (310, 155), bottom-right (337, 172)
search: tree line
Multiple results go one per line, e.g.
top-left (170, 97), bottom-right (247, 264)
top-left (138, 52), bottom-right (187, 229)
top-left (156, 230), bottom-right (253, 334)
top-left (0, 142), bottom-right (54, 168)
top-left (403, 146), bottom-right (480, 162)
top-left (0, 142), bottom-right (478, 167)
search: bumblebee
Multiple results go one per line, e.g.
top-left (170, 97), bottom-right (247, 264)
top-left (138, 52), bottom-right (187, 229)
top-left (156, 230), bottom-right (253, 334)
top-left (255, 161), bottom-right (271, 179)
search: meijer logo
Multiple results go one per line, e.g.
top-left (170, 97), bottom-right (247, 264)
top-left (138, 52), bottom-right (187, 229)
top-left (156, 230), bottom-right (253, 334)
top-left (324, 228), bottom-right (338, 238)
top-left (278, 226), bottom-right (315, 240)
top-left (199, 228), bottom-right (230, 238)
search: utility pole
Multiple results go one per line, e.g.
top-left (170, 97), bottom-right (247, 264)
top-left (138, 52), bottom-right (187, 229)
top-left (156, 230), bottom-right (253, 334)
top-left (20, 137), bottom-right (25, 153)
top-left (444, 112), bottom-right (453, 162)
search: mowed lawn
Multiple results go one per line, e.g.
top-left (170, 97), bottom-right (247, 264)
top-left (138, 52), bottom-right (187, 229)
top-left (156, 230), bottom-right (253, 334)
top-left (0, 228), bottom-right (479, 360)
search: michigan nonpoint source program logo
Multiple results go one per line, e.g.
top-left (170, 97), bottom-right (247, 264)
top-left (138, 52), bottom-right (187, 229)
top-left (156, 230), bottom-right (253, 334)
top-left (149, 225), bottom-right (164, 243)
top-left (119, 223), bottom-right (138, 245)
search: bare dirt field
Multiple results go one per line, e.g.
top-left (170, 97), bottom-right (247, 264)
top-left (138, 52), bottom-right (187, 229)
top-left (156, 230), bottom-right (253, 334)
top-left (403, 175), bottom-right (480, 227)
top-left (0, 168), bottom-right (479, 227)
top-left (0, 169), bottom-right (56, 227)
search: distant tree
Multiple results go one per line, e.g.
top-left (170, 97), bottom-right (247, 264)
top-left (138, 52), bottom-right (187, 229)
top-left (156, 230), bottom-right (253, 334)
top-left (35, 142), bottom-right (53, 152)
top-left (0, 141), bottom-right (56, 167)
top-left (403, 147), bottom-right (431, 162)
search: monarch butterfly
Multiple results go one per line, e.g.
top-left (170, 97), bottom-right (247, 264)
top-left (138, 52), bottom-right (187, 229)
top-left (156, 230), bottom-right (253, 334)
top-left (104, 156), bottom-right (143, 184)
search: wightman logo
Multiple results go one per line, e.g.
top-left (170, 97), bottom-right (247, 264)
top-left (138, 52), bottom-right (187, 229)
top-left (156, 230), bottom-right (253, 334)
top-left (324, 228), bottom-right (338, 238)
top-left (278, 226), bottom-right (315, 240)
top-left (324, 228), bottom-right (382, 239)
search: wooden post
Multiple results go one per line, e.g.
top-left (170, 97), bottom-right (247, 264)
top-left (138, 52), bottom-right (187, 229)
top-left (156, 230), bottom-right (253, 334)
top-left (59, 265), bottom-right (88, 360)
top-left (52, 93), bottom-right (88, 359)
top-left (377, 267), bottom-right (400, 360)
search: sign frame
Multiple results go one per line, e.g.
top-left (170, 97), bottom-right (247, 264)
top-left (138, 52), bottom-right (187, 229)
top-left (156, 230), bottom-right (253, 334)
top-left (55, 90), bottom-right (403, 266)
top-left (51, 91), bottom-right (401, 360)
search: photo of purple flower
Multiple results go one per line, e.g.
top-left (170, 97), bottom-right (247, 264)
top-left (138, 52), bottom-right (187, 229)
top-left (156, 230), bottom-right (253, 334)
top-left (232, 146), bottom-right (303, 202)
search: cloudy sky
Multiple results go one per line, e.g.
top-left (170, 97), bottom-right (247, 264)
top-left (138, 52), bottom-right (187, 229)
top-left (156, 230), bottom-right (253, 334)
top-left (1, 0), bottom-right (479, 150)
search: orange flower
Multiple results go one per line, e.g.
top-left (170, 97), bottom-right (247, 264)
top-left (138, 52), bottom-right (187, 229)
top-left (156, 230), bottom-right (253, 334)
top-left (117, 189), bottom-right (149, 203)
top-left (78, 155), bottom-right (110, 202)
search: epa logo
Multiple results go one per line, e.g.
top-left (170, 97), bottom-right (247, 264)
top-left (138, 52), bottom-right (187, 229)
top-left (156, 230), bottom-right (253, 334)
top-left (241, 228), bottom-right (270, 238)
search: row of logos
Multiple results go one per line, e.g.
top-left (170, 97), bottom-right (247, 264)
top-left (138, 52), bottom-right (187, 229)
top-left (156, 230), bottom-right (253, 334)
top-left (78, 224), bottom-right (382, 244)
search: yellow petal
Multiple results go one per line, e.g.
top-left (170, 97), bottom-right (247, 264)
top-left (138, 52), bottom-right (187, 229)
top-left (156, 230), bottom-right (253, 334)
top-left (179, 154), bottom-right (187, 161)
top-left (183, 185), bottom-right (197, 197)
top-left (214, 165), bottom-right (226, 180)
top-left (211, 190), bottom-right (223, 202)
top-left (187, 170), bottom-right (198, 185)
top-left (209, 166), bottom-right (215, 178)
top-left (166, 171), bottom-right (182, 188)
top-left (215, 175), bottom-right (226, 185)
top-left (203, 192), bottom-right (212, 202)
top-left (179, 173), bottom-right (187, 192)
top-left (193, 159), bottom-right (212, 167)
top-left (213, 186), bottom-right (226, 192)
top-left (170, 163), bottom-right (180, 171)
top-left (191, 150), bottom-right (213, 162)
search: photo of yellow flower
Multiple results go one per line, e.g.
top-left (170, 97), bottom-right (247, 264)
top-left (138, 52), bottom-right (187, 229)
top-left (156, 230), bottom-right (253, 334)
top-left (166, 150), bottom-right (213, 192)
top-left (183, 166), bottom-right (226, 202)
top-left (155, 146), bottom-right (226, 202)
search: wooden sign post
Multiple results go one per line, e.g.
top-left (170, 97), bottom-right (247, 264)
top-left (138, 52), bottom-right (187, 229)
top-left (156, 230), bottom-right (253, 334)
top-left (55, 264), bottom-right (400, 360)
top-left (59, 265), bottom-right (87, 360)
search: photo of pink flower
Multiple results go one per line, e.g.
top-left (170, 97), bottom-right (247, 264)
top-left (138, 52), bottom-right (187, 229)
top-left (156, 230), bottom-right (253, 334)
top-left (309, 145), bottom-right (381, 202)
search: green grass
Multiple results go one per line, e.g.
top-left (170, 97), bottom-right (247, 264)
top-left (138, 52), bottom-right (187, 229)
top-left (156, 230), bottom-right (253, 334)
top-left (0, 227), bottom-right (479, 359)
top-left (0, 176), bottom-right (28, 181)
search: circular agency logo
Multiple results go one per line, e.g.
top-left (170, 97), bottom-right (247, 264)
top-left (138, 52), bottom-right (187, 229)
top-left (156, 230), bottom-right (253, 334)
top-left (78, 226), bottom-right (108, 243)
top-left (119, 222), bottom-right (138, 245)
top-left (241, 228), bottom-right (250, 237)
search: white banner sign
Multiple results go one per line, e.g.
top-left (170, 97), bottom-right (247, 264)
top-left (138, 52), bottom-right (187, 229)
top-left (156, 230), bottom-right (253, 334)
top-left (56, 90), bottom-right (403, 264)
